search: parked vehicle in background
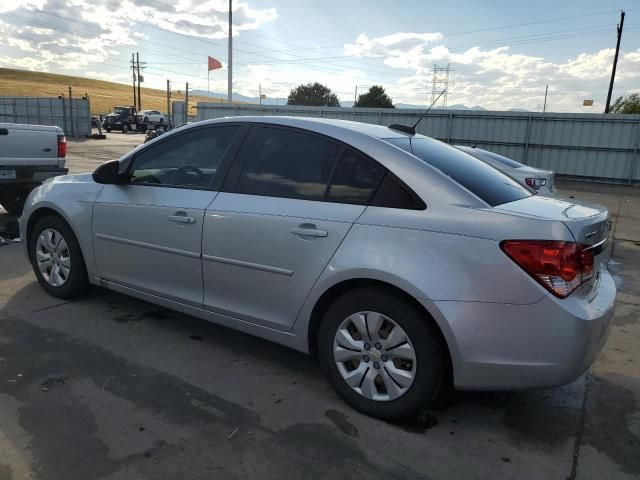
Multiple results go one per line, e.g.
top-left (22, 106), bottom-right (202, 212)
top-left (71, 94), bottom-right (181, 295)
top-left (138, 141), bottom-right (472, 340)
top-left (102, 106), bottom-right (162, 134)
top-left (137, 110), bottom-right (165, 124)
top-left (20, 117), bottom-right (614, 420)
top-left (0, 123), bottom-right (67, 214)
top-left (456, 145), bottom-right (556, 195)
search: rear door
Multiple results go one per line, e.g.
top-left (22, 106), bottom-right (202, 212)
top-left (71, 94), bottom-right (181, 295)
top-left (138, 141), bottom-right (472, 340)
top-left (202, 125), bottom-right (386, 330)
top-left (93, 124), bottom-right (244, 306)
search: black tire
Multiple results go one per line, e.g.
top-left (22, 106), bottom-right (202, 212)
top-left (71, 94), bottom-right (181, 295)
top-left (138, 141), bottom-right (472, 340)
top-left (0, 186), bottom-right (33, 214)
top-left (29, 214), bottom-right (89, 299)
top-left (105, 128), bottom-right (112, 133)
top-left (122, 123), bottom-right (130, 134)
top-left (318, 287), bottom-right (446, 421)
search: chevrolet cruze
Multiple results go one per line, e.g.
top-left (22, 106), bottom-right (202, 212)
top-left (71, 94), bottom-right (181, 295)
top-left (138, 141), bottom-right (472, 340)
top-left (20, 116), bottom-right (615, 420)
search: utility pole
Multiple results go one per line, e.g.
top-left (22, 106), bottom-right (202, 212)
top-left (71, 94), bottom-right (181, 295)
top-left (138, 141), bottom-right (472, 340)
top-left (136, 52), bottom-right (142, 111)
top-left (605, 10), bottom-right (625, 113)
top-left (131, 54), bottom-right (137, 110)
top-left (166, 79), bottom-right (171, 128)
top-left (185, 82), bottom-right (189, 124)
top-left (227, 0), bottom-right (233, 103)
top-left (354, 85), bottom-right (358, 106)
top-left (543, 84), bottom-right (548, 113)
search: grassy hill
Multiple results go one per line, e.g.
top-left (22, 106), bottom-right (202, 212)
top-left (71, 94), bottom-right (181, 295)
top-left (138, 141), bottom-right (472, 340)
top-left (0, 68), bottom-right (235, 115)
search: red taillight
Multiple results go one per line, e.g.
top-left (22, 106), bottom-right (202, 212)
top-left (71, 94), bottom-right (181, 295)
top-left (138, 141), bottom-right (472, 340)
top-left (525, 178), bottom-right (546, 190)
top-left (57, 134), bottom-right (67, 158)
top-left (500, 240), bottom-right (594, 298)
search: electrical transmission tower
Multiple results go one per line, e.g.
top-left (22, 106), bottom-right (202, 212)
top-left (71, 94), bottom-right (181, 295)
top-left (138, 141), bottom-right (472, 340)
top-left (431, 64), bottom-right (453, 108)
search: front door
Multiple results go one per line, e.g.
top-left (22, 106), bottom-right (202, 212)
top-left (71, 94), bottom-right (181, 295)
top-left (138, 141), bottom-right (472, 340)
top-left (92, 124), bottom-right (242, 307)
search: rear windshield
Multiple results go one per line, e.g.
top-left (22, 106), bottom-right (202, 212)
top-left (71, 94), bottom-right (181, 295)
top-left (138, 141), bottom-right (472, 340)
top-left (474, 148), bottom-right (524, 169)
top-left (386, 137), bottom-right (532, 207)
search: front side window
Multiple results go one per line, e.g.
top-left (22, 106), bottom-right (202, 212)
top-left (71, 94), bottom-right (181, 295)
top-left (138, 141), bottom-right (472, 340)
top-left (129, 126), bottom-right (239, 188)
top-left (235, 127), bottom-right (341, 201)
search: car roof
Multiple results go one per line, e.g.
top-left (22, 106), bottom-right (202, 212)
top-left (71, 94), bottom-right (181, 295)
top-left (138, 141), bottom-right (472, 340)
top-left (198, 116), bottom-right (417, 141)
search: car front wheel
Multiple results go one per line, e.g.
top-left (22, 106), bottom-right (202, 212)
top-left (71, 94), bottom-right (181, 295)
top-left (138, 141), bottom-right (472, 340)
top-left (318, 287), bottom-right (446, 420)
top-left (29, 214), bottom-right (89, 299)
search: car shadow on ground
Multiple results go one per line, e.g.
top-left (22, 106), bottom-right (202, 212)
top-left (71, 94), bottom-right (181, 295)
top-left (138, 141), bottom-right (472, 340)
top-left (0, 279), bottom-right (588, 440)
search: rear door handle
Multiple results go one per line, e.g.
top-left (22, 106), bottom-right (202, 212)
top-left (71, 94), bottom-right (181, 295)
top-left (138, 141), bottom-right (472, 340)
top-left (291, 225), bottom-right (327, 238)
top-left (169, 213), bottom-right (196, 224)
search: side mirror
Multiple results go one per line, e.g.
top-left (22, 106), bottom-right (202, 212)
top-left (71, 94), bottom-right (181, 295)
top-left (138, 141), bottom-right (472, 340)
top-left (92, 160), bottom-right (125, 184)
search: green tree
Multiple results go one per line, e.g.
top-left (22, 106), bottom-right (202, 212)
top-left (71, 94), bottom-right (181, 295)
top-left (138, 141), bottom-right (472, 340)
top-left (611, 93), bottom-right (640, 114)
top-left (354, 85), bottom-right (395, 108)
top-left (287, 82), bottom-right (340, 107)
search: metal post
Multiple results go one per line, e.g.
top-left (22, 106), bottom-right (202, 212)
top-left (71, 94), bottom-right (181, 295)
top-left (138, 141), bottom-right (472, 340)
top-left (543, 85), bottom-right (548, 113)
top-left (166, 79), bottom-right (171, 128)
top-left (629, 120), bottom-right (640, 184)
top-left (185, 82), bottom-right (189, 124)
top-left (68, 86), bottom-right (75, 137)
top-left (61, 95), bottom-right (67, 134)
top-left (523, 114), bottom-right (532, 164)
top-left (227, 0), bottom-right (233, 103)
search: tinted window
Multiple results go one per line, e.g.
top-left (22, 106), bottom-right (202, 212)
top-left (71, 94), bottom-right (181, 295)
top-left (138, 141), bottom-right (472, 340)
top-left (475, 148), bottom-right (524, 169)
top-left (327, 149), bottom-right (385, 204)
top-left (387, 137), bottom-right (531, 206)
top-left (130, 126), bottom-right (239, 188)
top-left (371, 173), bottom-right (426, 210)
top-left (235, 127), bottom-right (340, 201)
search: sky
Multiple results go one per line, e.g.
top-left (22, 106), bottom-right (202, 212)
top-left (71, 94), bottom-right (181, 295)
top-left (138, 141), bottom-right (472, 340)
top-left (0, 0), bottom-right (639, 112)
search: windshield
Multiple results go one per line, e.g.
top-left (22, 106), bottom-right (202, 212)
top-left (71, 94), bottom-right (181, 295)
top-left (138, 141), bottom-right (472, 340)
top-left (113, 107), bottom-right (129, 114)
top-left (386, 137), bottom-right (532, 206)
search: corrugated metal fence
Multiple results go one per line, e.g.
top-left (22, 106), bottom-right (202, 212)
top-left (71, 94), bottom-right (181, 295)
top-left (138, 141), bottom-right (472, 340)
top-left (0, 96), bottom-right (91, 137)
top-left (197, 103), bottom-right (640, 184)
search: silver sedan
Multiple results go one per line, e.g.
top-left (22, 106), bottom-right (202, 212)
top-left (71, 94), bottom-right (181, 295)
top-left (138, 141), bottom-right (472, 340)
top-left (20, 116), bottom-right (615, 420)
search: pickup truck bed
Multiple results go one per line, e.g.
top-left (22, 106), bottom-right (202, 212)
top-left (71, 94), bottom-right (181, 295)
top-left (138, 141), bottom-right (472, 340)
top-left (0, 123), bottom-right (68, 214)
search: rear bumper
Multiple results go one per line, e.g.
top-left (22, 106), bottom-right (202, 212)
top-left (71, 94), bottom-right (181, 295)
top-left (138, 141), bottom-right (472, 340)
top-left (429, 268), bottom-right (616, 390)
top-left (0, 166), bottom-right (68, 186)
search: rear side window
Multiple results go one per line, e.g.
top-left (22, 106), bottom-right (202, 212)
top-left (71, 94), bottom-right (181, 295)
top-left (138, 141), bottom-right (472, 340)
top-left (327, 149), bottom-right (385, 205)
top-left (235, 127), bottom-right (340, 201)
top-left (387, 137), bottom-right (531, 206)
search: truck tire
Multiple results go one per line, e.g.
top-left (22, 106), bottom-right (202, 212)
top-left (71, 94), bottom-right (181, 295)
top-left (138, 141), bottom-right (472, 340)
top-left (105, 128), bottom-right (112, 133)
top-left (0, 187), bottom-right (32, 215)
top-left (122, 123), bottom-right (130, 134)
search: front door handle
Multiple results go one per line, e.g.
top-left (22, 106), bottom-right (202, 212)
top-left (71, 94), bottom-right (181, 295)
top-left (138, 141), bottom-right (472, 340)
top-left (291, 224), bottom-right (327, 238)
top-left (169, 213), bottom-right (196, 224)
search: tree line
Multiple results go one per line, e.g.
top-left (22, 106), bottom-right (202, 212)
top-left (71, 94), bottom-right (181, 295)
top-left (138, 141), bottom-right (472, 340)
top-left (286, 82), bottom-right (394, 108)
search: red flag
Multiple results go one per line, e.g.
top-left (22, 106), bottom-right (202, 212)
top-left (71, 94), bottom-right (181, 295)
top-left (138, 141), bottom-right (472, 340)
top-left (208, 56), bottom-right (222, 71)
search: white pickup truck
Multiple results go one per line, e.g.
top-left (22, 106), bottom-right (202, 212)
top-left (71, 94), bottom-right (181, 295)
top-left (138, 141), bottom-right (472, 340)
top-left (0, 123), bottom-right (68, 214)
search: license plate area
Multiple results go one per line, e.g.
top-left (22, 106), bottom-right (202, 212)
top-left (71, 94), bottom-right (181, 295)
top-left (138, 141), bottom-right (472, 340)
top-left (0, 170), bottom-right (16, 180)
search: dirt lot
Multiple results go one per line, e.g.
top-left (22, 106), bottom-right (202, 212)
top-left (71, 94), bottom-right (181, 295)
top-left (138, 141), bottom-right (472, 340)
top-left (0, 134), bottom-right (639, 480)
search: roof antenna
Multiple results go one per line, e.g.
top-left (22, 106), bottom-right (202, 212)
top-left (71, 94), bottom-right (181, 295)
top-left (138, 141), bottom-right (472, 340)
top-left (388, 88), bottom-right (447, 136)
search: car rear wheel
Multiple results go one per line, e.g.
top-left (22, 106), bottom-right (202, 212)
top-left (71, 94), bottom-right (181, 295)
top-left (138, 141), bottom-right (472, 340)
top-left (29, 214), bottom-right (88, 299)
top-left (0, 187), bottom-right (32, 215)
top-left (318, 287), bottom-right (446, 420)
